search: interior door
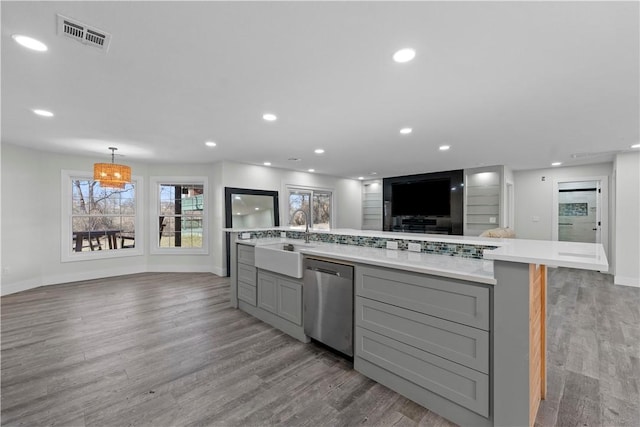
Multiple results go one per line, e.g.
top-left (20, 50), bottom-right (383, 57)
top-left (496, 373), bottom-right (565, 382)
top-left (557, 181), bottom-right (599, 244)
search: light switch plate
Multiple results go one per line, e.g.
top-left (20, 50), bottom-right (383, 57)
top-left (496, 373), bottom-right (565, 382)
top-left (280, 232), bottom-right (287, 238)
top-left (532, 216), bottom-right (540, 222)
top-left (489, 217), bottom-right (497, 224)
top-left (408, 243), bottom-right (421, 252)
top-left (386, 241), bottom-right (398, 250)
top-left (241, 232), bottom-right (251, 240)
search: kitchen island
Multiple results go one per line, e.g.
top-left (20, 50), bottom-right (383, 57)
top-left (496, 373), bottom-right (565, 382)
top-left (224, 227), bottom-right (608, 427)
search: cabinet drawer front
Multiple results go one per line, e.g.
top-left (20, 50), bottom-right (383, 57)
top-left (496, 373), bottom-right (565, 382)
top-left (237, 244), bottom-right (255, 265)
top-left (238, 264), bottom-right (256, 286)
top-left (356, 327), bottom-right (489, 417)
top-left (356, 266), bottom-right (489, 330)
top-left (238, 282), bottom-right (257, 306)
top-left (277, 278), bottom-right (302, 326)
top-left (356, 297), bottom-right (488, 373)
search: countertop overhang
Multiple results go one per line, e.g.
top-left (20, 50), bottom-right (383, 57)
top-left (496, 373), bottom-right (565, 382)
top-left (239, 238), bottom-right (496, 285)
top-left (227, 227), bottom-right (609, 280)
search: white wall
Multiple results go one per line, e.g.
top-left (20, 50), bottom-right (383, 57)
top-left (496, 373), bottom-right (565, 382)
top-left (613, 152), bottom-right (640, 286)
top-left (0, 144), bottom-right (216, 295)
top-left (0, 147), bottom-right (363, 294)
top-left (514, 162), bottom-right (614, 267)
top-left (211, 161), bottom-right (362, 275)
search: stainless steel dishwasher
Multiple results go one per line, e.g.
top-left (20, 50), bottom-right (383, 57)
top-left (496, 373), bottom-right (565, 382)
top-left (303, 258), bottom-right (354, 356)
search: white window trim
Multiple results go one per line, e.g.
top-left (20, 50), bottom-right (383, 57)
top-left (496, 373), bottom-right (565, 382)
top-left (150, 176), bottom-right (209, 255)
top-left (61, 170), bottom-right (144, 262)
top-left (284, 184), bottom-right (335, 229)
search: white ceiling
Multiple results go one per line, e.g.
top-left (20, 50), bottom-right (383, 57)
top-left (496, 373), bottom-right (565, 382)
top-left (2, 1), bottom-right (638, 179)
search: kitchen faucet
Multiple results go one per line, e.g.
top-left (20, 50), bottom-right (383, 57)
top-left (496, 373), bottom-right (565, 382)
top-left (291, 209), bottom-right (311, 243)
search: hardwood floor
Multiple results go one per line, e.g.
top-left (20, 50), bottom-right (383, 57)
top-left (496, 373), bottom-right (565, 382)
top-left (1, 269), bottom-right (638, 426)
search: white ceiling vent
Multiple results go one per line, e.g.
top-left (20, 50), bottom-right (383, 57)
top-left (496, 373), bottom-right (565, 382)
top-left (57, 14), bottom-right (111, 51)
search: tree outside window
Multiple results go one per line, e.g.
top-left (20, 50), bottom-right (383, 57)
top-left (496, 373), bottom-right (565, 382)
top-left (71, 179), bottom-right (136, 252)
top-left (288, 188), bottom-right (332, 229)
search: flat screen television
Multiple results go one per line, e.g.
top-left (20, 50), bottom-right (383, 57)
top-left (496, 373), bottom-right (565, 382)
top-left (391, 179), bottom-right (451, 216)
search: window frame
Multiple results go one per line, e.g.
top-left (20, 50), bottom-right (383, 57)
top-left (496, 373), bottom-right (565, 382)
top-left (285, 185), bottom-right (334, 230)
top-left (61, 170), bottom-right (144, 262)
top-left (150, 176), bottom-right (209, 255)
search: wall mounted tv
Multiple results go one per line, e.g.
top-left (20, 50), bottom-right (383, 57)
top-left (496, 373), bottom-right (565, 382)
top-left (391, 179), bottom-right (451, 216)
top-left (383, 169), bottom-right (464, 235)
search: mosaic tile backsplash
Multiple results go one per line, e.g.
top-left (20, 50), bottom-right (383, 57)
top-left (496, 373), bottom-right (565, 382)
top-left (559, 202), bottom-right (588, 216)
top-left (240, 230), bottom-right (496, 259)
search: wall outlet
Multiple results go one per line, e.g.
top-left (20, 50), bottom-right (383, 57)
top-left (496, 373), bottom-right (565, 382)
top-left (408, 243), bottom-right (421, 252)
top-left (241, 232), bottom-right (251, 239)
top-left (489, 217), bottom-right (497, 224)
top-left (386, 241), bottom-right (398, 250)
top-left (280, 231), bottom-right (287, 238)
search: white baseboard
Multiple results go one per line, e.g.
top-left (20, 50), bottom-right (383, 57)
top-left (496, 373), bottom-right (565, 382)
top-left (1, 264), bottom-right (228, 296)
top-left (614, 275), bottom-right (640, 287)
top-left (1, 277), bottom-right (42, 296)
top-left (146, 264), bottom-right (217, 274)
top-left (42, 265), bottom-right (147, 288)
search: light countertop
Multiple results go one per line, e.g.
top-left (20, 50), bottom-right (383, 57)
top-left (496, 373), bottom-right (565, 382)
top-left (229, 227), bottom-right (609, 275)
top-left (483, 239), bottom-right (609, 271)
top-left (239, 238), bottom-right (496, 285)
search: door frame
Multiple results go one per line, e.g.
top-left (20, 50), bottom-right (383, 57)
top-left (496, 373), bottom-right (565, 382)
top-left (224, 187), bottom-right (280, 276)
top-left (552, 176), bottom-right (608, 257)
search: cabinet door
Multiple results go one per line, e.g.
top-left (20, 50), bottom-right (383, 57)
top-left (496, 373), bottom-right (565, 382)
top-left (257, 272), bottom-right (277, 314)
top-left (277, 278), bottom-right (303, 326)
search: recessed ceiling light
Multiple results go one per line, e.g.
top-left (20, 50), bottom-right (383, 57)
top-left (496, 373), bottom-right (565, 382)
top-left (393, 48), bottom-right (416, 63)
top-left (400, 128), bottom-right (412, 135)
top-left (255, 207), bottom-right (260, 211)
top-left (439, 145), bottom-right (450, 151)
top-left (234, 196), bottom-right (241, 200)
top-left (236, 212), bottom-right (241, 215)
top-left (205, 141), bottom-right (216, 147)
top-left (370, 172), bottom-right (378, 175)
top-left (263, 162), bottom-right (271, 166)
top-left (308, 169), bottom-right (315, 172)
top-left (551, 162), bottom-right (562, 166)
top-left (263, 113), bottom-right (277, 121)
top-left (32, 109), bottom-right (54, 117)
top-left (358, 177), bottom-right (364, 180)
top-left (314, 148), bottom-right (325, 154)
top-left (12, 34), bottom-right (48, 52)
top-left (631, 143), bottom-right (640, 149)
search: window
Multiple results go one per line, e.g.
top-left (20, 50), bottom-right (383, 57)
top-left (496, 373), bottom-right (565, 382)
top-left (150, 177), bottom-right (208, 254)
top-left (288, 187), bottom-right (332, 229)
top-left (62, 171), bottom-right (143, 261)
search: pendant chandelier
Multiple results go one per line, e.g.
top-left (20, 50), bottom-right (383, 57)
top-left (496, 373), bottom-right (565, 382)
top-left (93, 147), bottom-right (131, 189)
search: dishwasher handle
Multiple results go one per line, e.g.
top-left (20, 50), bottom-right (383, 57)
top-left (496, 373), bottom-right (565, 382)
top-left (307, 266), bottom-right (342, 277)
top-left (304, 258), bottom-right (354, 280)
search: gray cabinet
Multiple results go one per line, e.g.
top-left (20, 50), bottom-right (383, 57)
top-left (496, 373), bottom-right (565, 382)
top-left (277, 277), bottom-right (303, 325)
top-left (258, 270), bottom-right (303, 326)
top-left (356, 264), bottom-right (490, 330)
top-left (354, 264), bottom-right (492, 423)
top-left (257, 271), bottom-right (277, 313)
top-left (237, 244), bottom-right (257, 306)
top-left (355, 327), bottom-right (489, 417)
top-left (356, 297), bottom-right (489, 373)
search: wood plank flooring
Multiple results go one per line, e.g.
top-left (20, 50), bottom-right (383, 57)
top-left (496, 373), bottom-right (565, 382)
top-left (1, 269), bottom-right (638, 426)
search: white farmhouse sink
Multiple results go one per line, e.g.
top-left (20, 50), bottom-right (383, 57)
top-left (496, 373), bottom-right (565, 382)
top-left (254, 242), bottom-right (314, 278)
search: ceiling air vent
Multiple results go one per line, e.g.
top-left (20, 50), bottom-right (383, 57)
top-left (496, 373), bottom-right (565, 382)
top-left (57, 14), bottom-right (111, 51)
